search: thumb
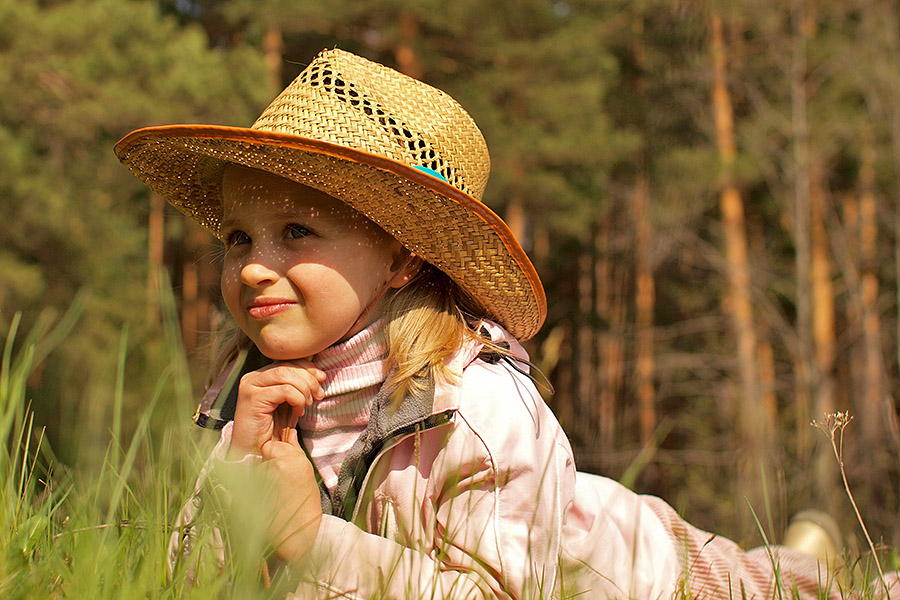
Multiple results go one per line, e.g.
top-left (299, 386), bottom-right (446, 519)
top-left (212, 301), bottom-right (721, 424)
top-left (260, 429), bottom-right (301, 460)
top-left (285, 426), bottom-right (300, 447)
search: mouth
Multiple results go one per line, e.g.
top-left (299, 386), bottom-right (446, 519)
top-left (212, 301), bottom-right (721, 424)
top-left (247, 297), bottom-right (296, 319)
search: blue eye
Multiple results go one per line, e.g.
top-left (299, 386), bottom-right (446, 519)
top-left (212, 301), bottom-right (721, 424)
top-left (286, 224), bottom-right (311, 239)
top-left (226, 230), bottom-right (250, 247)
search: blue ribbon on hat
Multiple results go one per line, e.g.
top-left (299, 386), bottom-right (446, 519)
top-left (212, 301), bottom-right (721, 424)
top-left (413, 165), bottom-right (448, 183)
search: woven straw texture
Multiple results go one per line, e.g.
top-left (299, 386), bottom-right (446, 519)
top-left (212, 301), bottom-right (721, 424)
top-left (115, 48), bottom-right (546, 340)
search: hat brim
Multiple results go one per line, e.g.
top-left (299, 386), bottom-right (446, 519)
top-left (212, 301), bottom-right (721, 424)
top-left (115, 125), bottom-right (546, 340)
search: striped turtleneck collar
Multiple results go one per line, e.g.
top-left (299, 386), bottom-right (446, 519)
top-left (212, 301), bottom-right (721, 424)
top-left (297, 320), bottom-right (387, 431)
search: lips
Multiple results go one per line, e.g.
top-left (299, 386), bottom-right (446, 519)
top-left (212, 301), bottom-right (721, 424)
top-left (247, 297), bottom-right (296, 319)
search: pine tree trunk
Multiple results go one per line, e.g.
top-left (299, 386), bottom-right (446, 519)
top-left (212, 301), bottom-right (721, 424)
top-left (748, 217), bottom-right (777, 430)
top-left (710, 13), bottom-right (769, 519)
top-left (395, 11), bottom-right (423, 79)
top-left (505, 163), bottom-right (527, 247)
top-left (875, 0), bottom-right (900, 455)
top-left (263, 25), bottom-right (283, 95)
top-left (147, 192), bottom-right (164, 323)
top-left (553, 323), bottom-right (575, 444)
top-left (842, 190), bottom-right (863, 418)
top-left (505, 199), bottom-right (526, 246)
top-left (180, 224), bottom-right (209, 353)
top-left (605, 262), bottom-right (626, 468)
top-left (810, 161), bottom-right (839, 509)
top-left (811, 162), bottom-right (835, 420)
top-left (791, 0), bottom-right (814, 452)
top-left (181, 261), bottom-right (198, 352)
top-left (859, 130), bottom-right (883, 446)
top-left (629, 14), bottom-right (654, 462)
top-left (594, 219), bottom-right (622, 470)
top-left (577, 245), bottom-right (596, 455)
top-left (633, 177), bottom-right (655, 447)
top-left (533, 223), bottom-right (550, 275)
top-left (867, 0), bottom-right (900, 408)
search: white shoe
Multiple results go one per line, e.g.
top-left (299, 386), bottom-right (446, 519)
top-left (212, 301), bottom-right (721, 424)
top-left (783, 509), bottom-right (842, 566)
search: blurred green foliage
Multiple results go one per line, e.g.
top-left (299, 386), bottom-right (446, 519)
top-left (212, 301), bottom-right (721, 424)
top-left (0, 0), bottom-right (269, 464)
top-left (3, 0), bottom-right (900, 549)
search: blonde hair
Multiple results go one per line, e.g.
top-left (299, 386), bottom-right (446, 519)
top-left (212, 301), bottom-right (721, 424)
top-left (206, 263), bottom-right (498, 400)
top-left (382, 264), bottom-right (484, 399)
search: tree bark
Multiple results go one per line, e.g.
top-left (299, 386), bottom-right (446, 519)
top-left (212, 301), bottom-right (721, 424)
top-left (711, 12), bottom-right (762, 413)
top-left (842, 190), bottom-right (862, 418)
top-left (748, 217), bottom-right (777, 430)
top-left (594, 219), bottom-right (624, 470)
top-left (874, 0), bottom-right (900, 455)
top-left (710, 12), bottom-right (769, 519)
top-left (147, 192), bottom-right (164, 323)
top-left (810, 160), bottom-right (839, 509)
top-left (394, 11), bottom-right (423, 79)
top-left (577, 244), bottom-right (596, 453)
top-left (859, 129), bottom-right (883, 445)
top-left (633, 177), bottom-right (656, 447)
top-left (180, 223), bottom-right (210, 354)
top-left (630, 15), bottom-right (657, 465)
top-left (810, 161), bottom-right (835, 421)
top-left (263, 25), bottom-right (283, 95)
top-left (791, 0), bottom-right (814, 452)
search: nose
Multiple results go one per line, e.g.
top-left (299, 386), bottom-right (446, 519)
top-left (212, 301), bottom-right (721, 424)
top-left (240, 254), bottom-right (279, 288)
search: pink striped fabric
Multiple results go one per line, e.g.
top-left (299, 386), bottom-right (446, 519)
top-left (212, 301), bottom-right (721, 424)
top-left (298, 321), bottom-right (387, 494)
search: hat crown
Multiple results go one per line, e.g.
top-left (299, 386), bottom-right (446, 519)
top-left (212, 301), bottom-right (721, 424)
top-left (251, 49), bottom-right (490, 200)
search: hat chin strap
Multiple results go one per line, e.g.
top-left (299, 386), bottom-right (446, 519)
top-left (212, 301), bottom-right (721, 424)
top-left (343, 253), bottom-right (418, 340)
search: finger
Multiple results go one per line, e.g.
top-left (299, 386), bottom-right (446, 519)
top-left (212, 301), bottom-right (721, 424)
top-left (280, 360), bottom-right (327, 400)
top-left (261, 363), bottom-right (326, 400)
top-left (260, 437), bottom-right (304, 461)
top-left (285, 427), bottom-right (300, 447)
top-left (283, 358), bottom-right (327, 382)
top-left (241, 367), bottom-right (322, 407)
top-left (239, 381), bottom-right (310, 413)
top-left (251, 363), bottom-right (322, 391)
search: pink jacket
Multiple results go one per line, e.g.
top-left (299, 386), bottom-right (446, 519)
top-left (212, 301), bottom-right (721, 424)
top-left (176, 321), bottom-right (892, 599)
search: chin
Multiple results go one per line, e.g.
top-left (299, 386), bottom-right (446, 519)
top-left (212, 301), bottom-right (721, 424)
top-left (255, 337), bottom-right (331, 361)
top-left (258, 346), bottom-right (312, 361)
top-left (258, 349), bottom-right (296, 361)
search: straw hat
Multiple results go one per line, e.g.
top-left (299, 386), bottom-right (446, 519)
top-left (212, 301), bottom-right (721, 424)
top-left (115, 48), bottom-right (545, 340)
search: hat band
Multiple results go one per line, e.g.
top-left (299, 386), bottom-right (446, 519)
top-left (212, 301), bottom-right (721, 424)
top-left (412, 165), bottom-right (448, 183)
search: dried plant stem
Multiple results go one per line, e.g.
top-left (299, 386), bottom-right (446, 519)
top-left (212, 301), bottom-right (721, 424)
top-left (815, 412), bottom-right (889, 597)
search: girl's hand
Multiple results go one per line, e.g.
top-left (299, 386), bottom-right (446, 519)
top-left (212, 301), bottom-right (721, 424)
top-left (229, 360), bottom-right (326, 459)
top-left (259, 428), bottom-right (323, 566)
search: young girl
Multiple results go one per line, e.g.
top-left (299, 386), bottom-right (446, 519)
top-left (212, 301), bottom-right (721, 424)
top-left (115, 48), bottom-right (895, 599)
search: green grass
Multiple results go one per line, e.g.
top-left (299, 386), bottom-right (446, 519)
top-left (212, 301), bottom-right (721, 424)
top-left (0, 307), bottom-right (896, 599)
top-left (0, 305), bottom-right (290, 599)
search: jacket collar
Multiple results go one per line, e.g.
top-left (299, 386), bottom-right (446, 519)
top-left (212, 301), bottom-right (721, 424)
top-left (432, 319), bottom-right (530, 414)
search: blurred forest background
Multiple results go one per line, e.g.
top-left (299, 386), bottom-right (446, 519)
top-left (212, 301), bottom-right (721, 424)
top-left (3, 0), bottom-right (900, 549)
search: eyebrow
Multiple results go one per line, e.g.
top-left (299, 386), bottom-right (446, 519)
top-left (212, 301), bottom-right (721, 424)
top-left (220, 207), bottom-right (347, 230)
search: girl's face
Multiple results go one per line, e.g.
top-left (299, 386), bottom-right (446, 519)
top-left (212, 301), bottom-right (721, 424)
top-left (220, 165), bottom-right (403, 360)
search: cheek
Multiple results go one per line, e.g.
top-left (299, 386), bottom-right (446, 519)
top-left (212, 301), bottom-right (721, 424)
top-left (220, 262), bottom-right (242, 310)
top-left (296, 265), bottom-right (358, 299)
top-left (344, 251), bottom-right (394, 294)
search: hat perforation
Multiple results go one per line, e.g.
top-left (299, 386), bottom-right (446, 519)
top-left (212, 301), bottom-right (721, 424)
top-left (303, 56), bottom-right (469, 195)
